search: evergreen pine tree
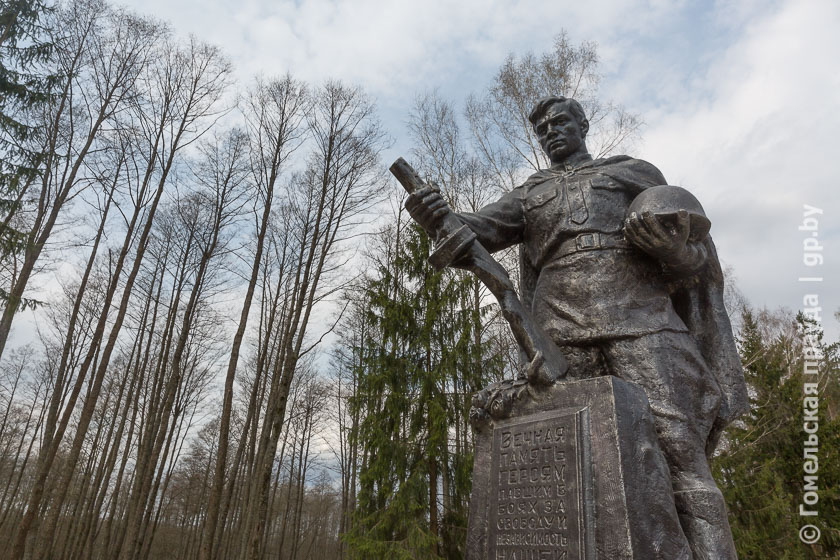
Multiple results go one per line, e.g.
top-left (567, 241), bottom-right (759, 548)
top-left (711, 309), bottom-right (840, 558)
top-left (346, 216), bottom-right (502, 559)
top-left (0, 0), bottom-right (55, 274)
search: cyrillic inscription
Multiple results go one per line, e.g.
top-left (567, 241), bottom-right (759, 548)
top-left (488, 411), bottom-right (582, 560)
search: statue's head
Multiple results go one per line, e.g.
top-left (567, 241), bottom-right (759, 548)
top-left (529, 96), bottom-right (589, 165)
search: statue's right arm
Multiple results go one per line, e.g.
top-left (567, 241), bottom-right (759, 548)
top-left (457, 187), bottom-right (526, 253)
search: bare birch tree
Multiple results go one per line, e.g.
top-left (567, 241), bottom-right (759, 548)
top-left (200, 75), bottom-right (307, 560)
top-left (0, 0), bottom-right (161, 359)
top-left (241, 81), bottom-right (386, 560)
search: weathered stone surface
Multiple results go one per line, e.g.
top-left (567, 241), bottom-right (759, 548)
top-left (486, 408), bottom-right (590, 560)
top-left (467, 376), bottom-right (690, 560)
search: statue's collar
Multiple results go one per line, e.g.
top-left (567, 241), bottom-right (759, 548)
top-left (550, 153), bottom-right (594, 173)
top-left (522, 155), bottom-right (633, 189)
top-left (529, 155), bottom-right (595, 183)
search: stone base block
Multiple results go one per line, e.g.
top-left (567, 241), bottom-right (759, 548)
top-left (467, 376), bottom-right (691, 559)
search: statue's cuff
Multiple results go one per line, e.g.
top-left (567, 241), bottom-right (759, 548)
top-left (662, 242), bottom-right (707, 275)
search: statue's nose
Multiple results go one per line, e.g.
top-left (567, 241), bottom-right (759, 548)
top-left (547, 123), bottom-right (564, 136)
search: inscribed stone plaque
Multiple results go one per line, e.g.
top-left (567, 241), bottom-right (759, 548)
top-left (487, 408), bottom-right (594, 560)
top-left (467, 376), bottom-right (686, 560)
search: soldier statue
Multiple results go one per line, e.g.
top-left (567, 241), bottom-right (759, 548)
top-left (405, 95), bottom-right (747, 559)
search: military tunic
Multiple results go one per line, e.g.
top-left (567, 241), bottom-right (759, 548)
top-left (459, 155), bottom-right (690, 345)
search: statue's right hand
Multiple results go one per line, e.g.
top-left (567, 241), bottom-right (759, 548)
top-left (405, 185), bottom-right (450, 233)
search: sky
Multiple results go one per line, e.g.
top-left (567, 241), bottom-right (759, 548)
top-left (104, 0), bottom-right (840, 340)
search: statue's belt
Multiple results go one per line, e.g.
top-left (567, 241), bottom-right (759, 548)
top-left (554, 232), bottom-right (629, 259)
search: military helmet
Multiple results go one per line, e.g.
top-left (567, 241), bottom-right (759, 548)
top-left (627, 185), bottom-right (711, 241)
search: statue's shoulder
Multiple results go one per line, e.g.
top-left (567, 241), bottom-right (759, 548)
top-left (593, 155), bottom-right (667, 189)
top-left (518, 156), bottom-right (667, 191)
top-left (519, 169), bottom-right (557, 190)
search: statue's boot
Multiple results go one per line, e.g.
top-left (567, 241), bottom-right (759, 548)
top-left (674, 488), bottom-right (738, 560)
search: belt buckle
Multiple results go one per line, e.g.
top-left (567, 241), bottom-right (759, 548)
top-left (575, 232), bottom-right (599, 251)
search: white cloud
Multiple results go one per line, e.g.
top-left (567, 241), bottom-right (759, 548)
top-left (103, 0), bottom-right (840, 340)
top-left (119, 0), bottom-right (683, 96)
top-left (636, 0), bottom-right (840, 335)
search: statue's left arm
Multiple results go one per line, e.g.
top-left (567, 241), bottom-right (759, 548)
top-left (626, 207), bottom-right (709, 274)
top-left (621, 160), bottom-right (709, 275)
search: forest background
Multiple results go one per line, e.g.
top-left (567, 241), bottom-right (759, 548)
top-left (0, 1), bottom-right (838, 559)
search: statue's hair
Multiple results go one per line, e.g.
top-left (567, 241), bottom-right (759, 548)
top-left (528, 96), bottom-right (588, 129)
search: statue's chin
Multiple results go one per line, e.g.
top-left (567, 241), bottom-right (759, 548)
top-left (548, 142), bottom-right (583, 165)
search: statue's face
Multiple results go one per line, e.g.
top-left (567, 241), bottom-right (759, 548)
top-left (534, 103), bottom-right (586, 164)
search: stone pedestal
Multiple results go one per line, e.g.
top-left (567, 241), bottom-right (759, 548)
top-left (467, 376), bottom-right (690, 559)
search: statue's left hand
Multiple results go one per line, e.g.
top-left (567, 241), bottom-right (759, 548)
top-left (624, 209), bottom-right (690, 261)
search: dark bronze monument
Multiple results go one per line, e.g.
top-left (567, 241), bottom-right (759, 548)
top-left (392, 95), bottom-right (747, 559)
